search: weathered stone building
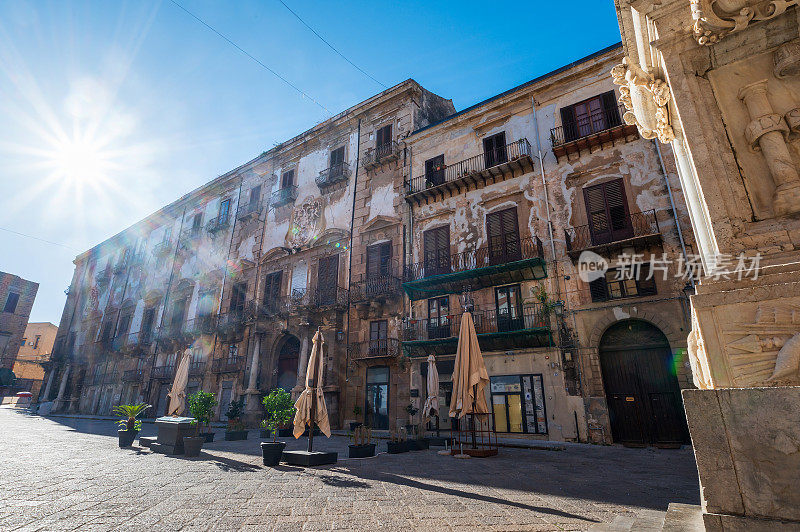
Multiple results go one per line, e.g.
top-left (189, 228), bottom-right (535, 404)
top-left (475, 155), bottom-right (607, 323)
top-left (13, 321), bottom-right (57, 399)
top-left (47, 44), bottom-right (699, 445)
top-left (0, 272), bottom-right (39, 386)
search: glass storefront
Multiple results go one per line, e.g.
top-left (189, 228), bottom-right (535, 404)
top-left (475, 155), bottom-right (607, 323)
top-left (365, 366), bottom-right (390, 430)
top-left (490, 374), bottom-right (547, 434)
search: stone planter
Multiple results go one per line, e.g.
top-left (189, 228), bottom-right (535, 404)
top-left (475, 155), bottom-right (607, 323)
top-left (348, 443), bottom-right (376, 458)
top-left (386, 441), bottom-right (407, 454)
top-left (260, 441), bottom-right (286, 466)
top-left (224, 430), bottom-right (248, 441)
top-left (118, 429), bottom-right (138, 448)
top-left (183, 436), bottom-right (204, 457)
top-left (259, 429), bottom-right (271, 439)
top-left (200, 432), bottom-right (215, 443)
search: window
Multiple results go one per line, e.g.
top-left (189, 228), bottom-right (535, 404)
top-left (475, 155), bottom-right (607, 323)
top-left (230, 282), bottom-right (247, 314)
top-left (376, 124), bottom-right (392, 150)
top-left (170, 299), bottom-right (187, 328)
top-left (483, 131), bottom-right (507, 168)
top-left (218, 199), bottom-right (231, 223)
top-left (583, 178), bottom-right (632, 245)
top-left (281, 170), bottom-right (295, 189)
top-left (423, 226), bottom-right (450, 276)
top-left (191, 213), bottom-right (203, 235)
top-left (263, 271), bottom-right (283, 308)
top-left (589, 264), bottom-right (658, 302)
top-left (368, 320), bottom-right (388, 355)
top-left (140, 308), bottom-right (155, 343)
top-left (366, 242), bottom-right (392, 279)
top-left (3, 292), bottom-right (19, 313)
top-left (425, 154), bottom-right (445, 187)
top-left (33, 335), bottom-right (40, 349)
top-left (486, 207), bottom-right (521, 265)
top-left (0, 334), bottom-right (9, 354)
top-left (317, 255), bottom-right (339, 306)
top-left (330, 146), bottom-right (345, 176)
top-left (249, 185), bottom-right (261, 208)
top-left (490, 374), bottom-right (547, 434)
top-left (495, 285), bottom-right (524, 332)
top-left (427, 296), bottom-right (451, 339)
top-left (100, 321), bottom-right (114, 344)
top-left (560, 91), bottom-right (621, 142)
top-left (116, 314), bottom-right (132, 339)
top-left (21, 337), bottom-right (27, 347)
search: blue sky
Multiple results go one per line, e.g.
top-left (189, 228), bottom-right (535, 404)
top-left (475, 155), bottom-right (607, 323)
top-left (0, 0), bottom-right (621, 324)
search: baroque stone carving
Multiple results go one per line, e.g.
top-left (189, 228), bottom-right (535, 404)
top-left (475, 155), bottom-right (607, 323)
top-left (738, 80), bottom-right (800, 216)
top-left (774, 39), bottom-right (800, 78)
top-left (285, 198), bottom-right (324, 249)
top-left (687, 327), bottom-right (713, 389)
top-left (610, 57), bottom-right (675, 144)
top-left (691, 0), bottom-right (799, 45)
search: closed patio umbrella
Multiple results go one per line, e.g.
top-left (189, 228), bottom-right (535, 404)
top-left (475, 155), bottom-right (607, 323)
top-left (423, 354), bottom-right (439, 422)
top-left (449, 312), bottom-right (489, 420)
top-left (167, 349), bottom-right (191, 416)
top-left (293, 327), bottom-right (331, 450)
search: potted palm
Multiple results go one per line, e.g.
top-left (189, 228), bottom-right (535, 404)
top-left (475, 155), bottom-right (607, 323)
top-left (184, 391), bottom-right (217, 456)
top-left (224, 398), bottom-right (248, 441)
top-left (260, 388), bottom-right (295, 466)
top-left (113, 403), bottom-right (151, 447)
top-left (348, 425), bottom-right (375, 458)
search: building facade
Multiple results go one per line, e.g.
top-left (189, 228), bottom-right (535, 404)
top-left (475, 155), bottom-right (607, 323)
top-left (48, 45), bottom-right (697, 445)
top-left (12, 322), bottom-right (57, 399)
top-left (0, 272), bottom-right (39, 391)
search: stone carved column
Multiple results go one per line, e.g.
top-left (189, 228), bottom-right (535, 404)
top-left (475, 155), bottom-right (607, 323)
top-left (53, 364), bottom-right (71, 411)
top-left (244, 335), bottom-right (261, 413)
top-left (738, 80), bottom-right (800, 216)
top-left (40, 366), bottom-right (56, 402)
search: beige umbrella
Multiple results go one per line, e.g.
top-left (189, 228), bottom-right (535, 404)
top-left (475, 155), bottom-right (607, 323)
top-left (167, 348), bottom-right (191, 416)
top-left (293, 327), bottom-right (331, 448)
top-left (449, 312), bottom-right (489, 419)
top-left (423, 354), bottom-right (439, 421)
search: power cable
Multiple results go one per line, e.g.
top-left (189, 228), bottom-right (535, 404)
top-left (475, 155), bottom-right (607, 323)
top-left (0, 226), bottom-right (81, 252)
top-left (167, 0), bottom-right (333, 116)
top-left (275, 0), bottom-right (388, 89)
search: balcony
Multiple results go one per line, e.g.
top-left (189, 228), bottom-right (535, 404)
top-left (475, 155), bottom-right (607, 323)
top-left (402, 237), bottom-right (547, 301)
top-left (316, 162), bottom-right (350, 189)
top-left (103, 372), bottom-right (119, 384)
top-left (350, 272), bottom-right (403, 305)
top-left (206, 215), bottom-right (231, 235)
top-left (180, 225), bottom-right (204, 244)
top-left (363, 141), bottom-right (401, 170)
top-left (156, 322), bottom-right (194, 351)
top-left (237, 199), bottom-right (262, 221)
top-left (111, 332), bottom-right (146, 355)
top-left (216, 311), bottom-right (246, 342)
top-left (247, 299), bottom-right (290, 321)
top-left (151, 365), bottom-right (175, 380)
top-left (550, 104), bottom-right (638, 162)
top-left (349, 338), bottom-right (401, 362)
top-left (152, 239), bottom-right (173, 258)
top-left (565, 210), bottom-right (661, 260)
top-left (211, 356), bottom-right (245, 374)
top-left (405, 139), bottom-right (534, 206)
top-left (271, 186), bottom-right (298, 208)
top-left (189, 360), bottom-right (206, 376)
top-left (402, 305), bottom-right (551, 358)
top-left (96, 267), bottom-right (112, 286)
top-left (122, 369), bottom-right (143, 382)
top-left (312, 286), bottom-right (348, 309)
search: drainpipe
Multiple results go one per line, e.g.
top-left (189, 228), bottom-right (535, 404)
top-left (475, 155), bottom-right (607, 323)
top-left (653, 140), bottom-right (695, 288)
top-left (345, 117), bottom-right (362, 383)
top-left (531, 98), bottom-right (560, 300)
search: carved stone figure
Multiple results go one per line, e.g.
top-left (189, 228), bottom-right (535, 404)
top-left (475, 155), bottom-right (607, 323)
top-left (691, 0), bottom-right (799, 45)
top-left (738, 80), bottom-right (800, 216)
top-left (687, 327), bottom-right (713, 389)
top-left (611, 57), bottom-right (675, 144)
top-left (768, 332), bottom-right (800, 382)
top-left (285, 198), bottom-right (324, 249)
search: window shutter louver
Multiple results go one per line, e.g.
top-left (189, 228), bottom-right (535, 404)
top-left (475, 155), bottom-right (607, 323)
top-left (637, 263), bottom-right (658, 296)
top-left (601, 91), bottom-right (620, 127)
top-left (589, 277), bottom-right (609, 302)
top-left (560, 107), bottom-right (578, 142)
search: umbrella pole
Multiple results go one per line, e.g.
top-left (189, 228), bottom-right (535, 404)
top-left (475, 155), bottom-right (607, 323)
top-left (307, 399), bottom-right (315, 453)
top-left (471, 384), bottom-right (477, 449)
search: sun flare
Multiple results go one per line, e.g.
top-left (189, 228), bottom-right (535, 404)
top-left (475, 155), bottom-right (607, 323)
top-left (51, 137), bottom-right (108, 185)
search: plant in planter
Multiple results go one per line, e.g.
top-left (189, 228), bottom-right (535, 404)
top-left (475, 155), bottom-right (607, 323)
top-left (260, 388), bottom-right (295, 466)
top-left (224, 398), bottom-right (248, 441)
top-left (386, 426), bottom-right (408, 454)
top-left (404, 403), bottom-right (419, 434)
top-left (349, 425), bottom-right (375, 458)
top-left (184, 391), bottom-right (217, 456)
top-left (112, 403), bottom-right (151, 448)
top-left (414, 422), bottom-right (430, 450)
top-left (349, 405), bottom-right (363, 432)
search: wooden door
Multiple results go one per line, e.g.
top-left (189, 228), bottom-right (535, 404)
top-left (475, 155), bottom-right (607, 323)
top-left (317, 255), bottom-right (339, 305)
top-left (483, 132), bottom-right (507, 168)
top-left (583, 179), bottom-right (633, 246)
top-left (486, 207), bottom-right (521, 265)
top-left (263, 271), bottom-right (282, 312)
top-left (423, 226), bottom-right (450, 276)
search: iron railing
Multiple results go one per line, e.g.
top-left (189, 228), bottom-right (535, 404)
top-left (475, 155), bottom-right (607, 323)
top-left (565, 210), bottom-right (660, 252)
top-left (211, 356), bottom-right (245, 373)
top-left (184, 315), bottom-right (218, 337)
top-left (550, 104), bottom-right (625, 147)
top-left (122, 369), bottom-right (143, 382)
top-left (237, 199), bottom-right (262, 219)
top-left (271, 186), bottom-right (298, 207)
top-left (349, 338), bottom-right (401, 360)
top-left (206, 215), bottom-right (231, 234)
top-left (247, 299), bottom-right (290, 319)
top-left (349, 271), bottom-right (403, 303)
top-left (316, 162), bottom-right (350, 188)
top-left (402, 304), bottom-right (548, 342)
top-left (404, 236), bottom-right (544, 282)
top-left (406, 138), bottom-right (532, 195)
top-left (180, 224), bottom-right (204, 242)
top-left (151, 365), bottom-right (175, 380)
top-left (363, 141), bottom-right (400, 167)
top-left (287, 287), bottom-right (348, 309)
top-left (216, 311), bottom-right (246, 339)
top-left (96, 267), bottom-right (112, 285)
top-left (152, 239), bottom-right (173, 257)
top-left (189, 360), bottom-right (206, 376)
top-left (103, 372), bottom-right (119, 384)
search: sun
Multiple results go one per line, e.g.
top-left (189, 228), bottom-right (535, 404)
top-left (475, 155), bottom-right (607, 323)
top-left (51, 137), bottom-right (109, 185)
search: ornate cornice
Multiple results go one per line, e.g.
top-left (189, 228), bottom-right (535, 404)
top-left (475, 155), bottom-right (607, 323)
top-left (611, 57), bottom-right (675, 144)
top-left (691, 0), bottom-right (798, 45)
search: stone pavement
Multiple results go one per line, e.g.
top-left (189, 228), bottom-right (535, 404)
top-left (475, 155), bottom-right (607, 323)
top-left (0, 407), bottom-right (699, 531)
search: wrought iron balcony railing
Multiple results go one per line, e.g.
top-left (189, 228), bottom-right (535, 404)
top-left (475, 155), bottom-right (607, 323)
top-left (189, 360), bottom-right (206, 376)
top-left (206, 215), bottom-right (231, 234)
top-left (316, 162), bottom-right (351, 188)
top-left (122, 369), bottom-right (143, 382)
top-left (184, 315), bottom-right (218, 337)
top-left (565, 210), bottom-right (660, 257)
top-left (152, 239), bottom-right (173, 258)
top-left (406, 139), bottom-right (533, 197)
top-left (550, 104), bottom-right (625, 147)
top-left (349, 338), bottom-right (401, 361)
top-left (180, 224), bottom-right (204, 243)
top-left (349, 271), bottom-right (403, 304)
top-left (237, 199), bottom-right (262, 220)
top-left (103, 372), bottom-right (119, 384)
top-left (402, 304), bottom-right (549, 343)
top-left (216, 311), bottom-right (246, 341)
top-left (363, 141), bottom-right (400, 168)
top-left (211, 356), bottom-right (245, 374)
top-left (247, 299), bottom-right (290, 319)
top-left (96, 267), bottom-right (112, 285)
top-left (271, 186), bottom-right (298, 207)
top-left (151, 365), bottom-right (175, 380)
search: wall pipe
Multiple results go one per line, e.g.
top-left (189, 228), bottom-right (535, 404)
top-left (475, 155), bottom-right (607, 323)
top-left (344, 117), bottom-right (362, 383)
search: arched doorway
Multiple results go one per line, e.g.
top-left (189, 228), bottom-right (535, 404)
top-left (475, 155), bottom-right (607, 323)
top-left (599, 320), bottom-right (689, 447)
top-left (276, 336), bottom-right (300, 392)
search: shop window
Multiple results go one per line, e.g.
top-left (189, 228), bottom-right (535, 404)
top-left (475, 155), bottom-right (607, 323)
top-left (490, 374), bottom-right (547, 434)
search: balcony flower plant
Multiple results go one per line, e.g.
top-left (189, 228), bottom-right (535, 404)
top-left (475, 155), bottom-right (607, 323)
top-left (260, 388), bottom-right (295, 466)
top-left (184, 391), bottom-right (217, 457)
top-left (224, 398), bottom-right (248, 441)
top-left (112, 403), bottom-right (151, 448)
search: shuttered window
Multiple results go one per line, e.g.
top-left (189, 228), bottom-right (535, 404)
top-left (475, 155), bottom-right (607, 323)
top-left (423, 226), bottom-right (450, 276)
top-left (317, 255), bottom-right (339, 305)
top-left (589, 264), bottom-right (658, 302)
top-left (366, 242), bottom-right (392, 278)
top-left (230, 283), bottom-right (247, 313)
top-left (425, 154), bottom-right (445, 186)
top-left (583, 178), bottom-right (632, 246)
top-left (369, 320), bottom-right (389, 355)
top-left (560, 91), bottom-right (621, 142)
top-left (329, 146), bottom-right (345, 176)
top-left (218, 199), bottom-right (231, 223)
top-left (486, 207), bottom-right (521, 265)
top-left (263, 271), bottom-right (282, 306)
top-left (281, 170), bottom-right (294, 189)
top-left (376, 124), bottom-right (392, 149)
top-left (483, 131), bottom-right (507, 167)
top-left (249, 185), bottom-right (261, 208)
top-left (427, 296), bottom-right (450, 339)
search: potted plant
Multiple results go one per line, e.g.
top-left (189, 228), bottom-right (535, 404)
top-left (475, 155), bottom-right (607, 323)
top-left (187, 391), bottom-right (217, 443)
top-left (414, 422), bottom-right (430, 450)
top-left (112, 403), bottom-right (151, 447)
top-left (349, 405), bottom-right (363, 431)
top-left (259, 419), bottom-right (271, 440)
top-left (349, 425), bottom-right (376, 458)
top-left (260, 388), bottom-right (295, 466)
top-left (224, 398), bottom-right (248, 441)
top-left (405, 403), bottom-right (419, 434)
top-left (386, 426), bottom-right (407, 454)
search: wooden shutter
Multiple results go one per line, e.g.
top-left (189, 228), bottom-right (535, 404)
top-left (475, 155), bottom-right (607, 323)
top-left (370, 320), bottom-right (387, 340)
top-left (601, 91), bottom-right (620, 127)
top-left (366, 242), bottom-right (392, 278)
top-left (317, 255), bottom-right (339, 305)
top-left (230, 283), bottom-right (246, 313)
top-left (424, 226), bottom-right (450, 275)
top-left (281, 170), bottom-right (294, 188)
top-left (425, 154), bottom-right (445, 186)
top-left (249, 185), bottom-right (261, 207)
top-left (218, 199), bottom-right (230, 222)
top-left (560, 106), bottom-right (578, 142)
top-left (583, 179), bottom-right (631, 245)
top-left (263, 271), bottom-right (282, 305)
top-left (377, 125), bottom-right (392, 148)
top-left (487, 207), bottom-right (520, 264)
top-left (636, 263), bottom-right (658, 296)
top-left (330, 146), bottom-right (344, 166)
top-left (589, 276), bottom-right (609, 302)
top-left (483, 132), bottom-right (507, 167)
